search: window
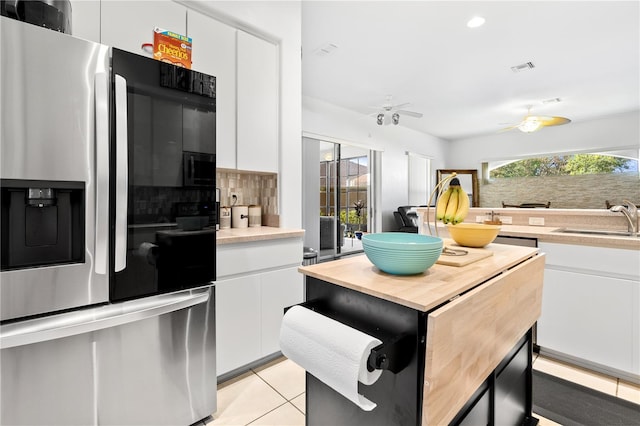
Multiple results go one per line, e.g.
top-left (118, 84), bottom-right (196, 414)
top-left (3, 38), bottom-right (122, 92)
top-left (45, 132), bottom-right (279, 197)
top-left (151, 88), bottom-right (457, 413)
top-left (480, 151), bottom-right (639, 209)
top-left (489, 154), bottom-right (637, 178)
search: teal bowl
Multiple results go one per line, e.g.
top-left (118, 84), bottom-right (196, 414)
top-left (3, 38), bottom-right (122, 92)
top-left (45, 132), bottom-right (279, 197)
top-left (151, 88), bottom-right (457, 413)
top-left (361, 233), bottom-right (443, 275)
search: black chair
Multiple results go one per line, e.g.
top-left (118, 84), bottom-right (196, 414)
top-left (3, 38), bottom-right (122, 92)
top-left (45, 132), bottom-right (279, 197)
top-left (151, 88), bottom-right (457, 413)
top-left (320, 216), bottom-right (345, 249)
top-left (394, 207), bottom-right (419, 233)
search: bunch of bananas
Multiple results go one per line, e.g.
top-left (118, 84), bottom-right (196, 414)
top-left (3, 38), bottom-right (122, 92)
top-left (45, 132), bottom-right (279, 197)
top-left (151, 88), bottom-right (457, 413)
top-left (436, 178), bottom-right (470, 225)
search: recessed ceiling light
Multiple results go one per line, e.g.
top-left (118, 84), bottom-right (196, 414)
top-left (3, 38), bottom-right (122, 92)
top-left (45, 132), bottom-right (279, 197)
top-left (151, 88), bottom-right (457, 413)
top-left (467, 16), bottom-right (485, 28)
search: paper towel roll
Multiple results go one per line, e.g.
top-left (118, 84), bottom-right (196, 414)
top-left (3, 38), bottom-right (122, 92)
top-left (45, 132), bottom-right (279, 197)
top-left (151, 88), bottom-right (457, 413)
top-left (279, 305), bottom-right (383, 411)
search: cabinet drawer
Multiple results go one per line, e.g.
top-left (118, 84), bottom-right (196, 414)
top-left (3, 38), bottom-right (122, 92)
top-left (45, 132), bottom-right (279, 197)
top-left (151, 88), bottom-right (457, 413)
top-left (217, 238), bottom-right (302, 278)
top-left (422, 254), bottom-right (544, 425)
top-left (539, 242), bottom-right (639, 279)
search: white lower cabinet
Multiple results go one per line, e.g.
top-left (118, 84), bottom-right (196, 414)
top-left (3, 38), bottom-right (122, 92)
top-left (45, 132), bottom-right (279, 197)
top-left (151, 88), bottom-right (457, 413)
top-left (216, 237), bottom-right (303, 376)
top-left (537, 242), bottom-right (640, 380)
top-left (215, 274), bottom-right (261, 375)
top-left (538, 269), bottom-right (637, 374)
top-left (260, 267), bottom-right (304, 356)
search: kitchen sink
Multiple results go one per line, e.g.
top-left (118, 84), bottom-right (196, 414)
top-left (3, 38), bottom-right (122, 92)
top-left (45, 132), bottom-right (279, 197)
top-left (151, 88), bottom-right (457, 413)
top-left (554, 228), bottom-right (640, 238)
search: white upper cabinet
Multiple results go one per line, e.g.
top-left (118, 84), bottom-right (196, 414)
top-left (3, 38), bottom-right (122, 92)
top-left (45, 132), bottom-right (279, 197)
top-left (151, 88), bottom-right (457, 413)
top-left (186, 9), bottom-right (237, 169)
top-left (100, 1), bottom-right (186, 56)
top-left (70, 0), bottom-right (100, 43)
top-left (97, 2), bottom-right (279, 173)
top-left (236, 30), bottom-right (278, 173)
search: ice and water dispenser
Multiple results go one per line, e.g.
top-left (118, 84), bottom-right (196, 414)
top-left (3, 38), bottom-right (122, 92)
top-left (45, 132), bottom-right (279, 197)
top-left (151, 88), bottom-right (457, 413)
top-left (1, 179), bottom-right (85, 270)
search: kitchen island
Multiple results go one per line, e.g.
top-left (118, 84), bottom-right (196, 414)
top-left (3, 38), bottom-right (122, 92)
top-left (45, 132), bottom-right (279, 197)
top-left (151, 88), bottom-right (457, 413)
top-left (296, 242), bottom-right (544, 425)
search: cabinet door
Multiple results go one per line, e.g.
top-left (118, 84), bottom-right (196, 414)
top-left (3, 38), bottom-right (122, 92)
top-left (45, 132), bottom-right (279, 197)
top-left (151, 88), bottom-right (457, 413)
top-left (100, 1), bottom-right (186, 56)
top-left (70, 0), bottom-right (100, 43)
top-left (236, 30), bottom-right (278, 172)
top-left (186, 9), bottom-right (236, 167)
top-left (537, 268), bottom-right (638, 375)
top-left (215, 274), bottom-right (261, 375)
top-left (260, 267), bottom-right (304, 356)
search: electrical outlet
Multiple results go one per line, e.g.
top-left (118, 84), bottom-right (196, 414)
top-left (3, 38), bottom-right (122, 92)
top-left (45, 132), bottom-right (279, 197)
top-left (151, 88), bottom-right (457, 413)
top-left (475, 216), bottom-right (484, 223)
top-left (501, 216), bottom-right (512, 224)
top-left (529, 217), bottom-right (545, 226)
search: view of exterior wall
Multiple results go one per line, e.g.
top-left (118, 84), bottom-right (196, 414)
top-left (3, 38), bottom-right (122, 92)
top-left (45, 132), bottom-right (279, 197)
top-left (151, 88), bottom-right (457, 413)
top-left (216, 170), bottom-right (278, 216)
top-left (480, 172), bottom-right (639, 209)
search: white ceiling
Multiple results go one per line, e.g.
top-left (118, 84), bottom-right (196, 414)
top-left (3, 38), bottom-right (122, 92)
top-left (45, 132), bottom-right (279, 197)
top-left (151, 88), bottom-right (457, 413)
top-left (301, 1), bottom-right (640, 141)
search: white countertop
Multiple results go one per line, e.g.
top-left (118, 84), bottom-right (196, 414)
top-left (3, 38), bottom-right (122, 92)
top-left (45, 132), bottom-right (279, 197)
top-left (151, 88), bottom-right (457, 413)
top-left (416, 207), bottom-right (640, 250)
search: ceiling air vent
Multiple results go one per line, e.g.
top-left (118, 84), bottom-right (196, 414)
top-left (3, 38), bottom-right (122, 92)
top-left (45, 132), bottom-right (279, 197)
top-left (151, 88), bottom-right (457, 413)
top-left (313, 43), bottom-right (338, 57)
top-left (510, 62), bottom-right (535, 73)
top-left (542, 97), bottom-right (562, 104)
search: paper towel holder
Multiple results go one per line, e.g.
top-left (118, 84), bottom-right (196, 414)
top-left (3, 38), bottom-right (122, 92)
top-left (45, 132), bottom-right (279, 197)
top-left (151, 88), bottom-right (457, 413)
top-left (366, 333), bottom-right (413, 374)
top-left (285, 302), bottom-right (414, 375)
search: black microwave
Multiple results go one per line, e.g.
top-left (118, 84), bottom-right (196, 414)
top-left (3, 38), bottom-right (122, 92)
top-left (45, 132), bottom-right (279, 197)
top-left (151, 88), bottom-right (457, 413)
top-left (183, 152), bottom-right (215, 187)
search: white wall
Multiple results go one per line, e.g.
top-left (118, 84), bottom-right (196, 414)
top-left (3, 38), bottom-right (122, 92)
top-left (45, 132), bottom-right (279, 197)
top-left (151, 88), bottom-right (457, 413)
top-left (301, 137), bottom-right (320, 249)
top-left (303, 96), bottom-right (449, 231)
top-left (448, 110), bottom-right (640, 171)
top-left (181, 0), bottom-right (302, 229)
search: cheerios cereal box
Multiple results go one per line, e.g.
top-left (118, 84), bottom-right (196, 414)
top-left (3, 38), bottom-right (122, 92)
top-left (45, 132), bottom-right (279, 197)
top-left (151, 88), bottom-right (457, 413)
top-left (153, 27), bottom-right (192, 68)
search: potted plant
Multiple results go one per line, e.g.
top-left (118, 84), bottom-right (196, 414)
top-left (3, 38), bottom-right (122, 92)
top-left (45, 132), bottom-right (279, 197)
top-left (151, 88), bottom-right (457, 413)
top-left (353, 200), bottom-right (366, 239)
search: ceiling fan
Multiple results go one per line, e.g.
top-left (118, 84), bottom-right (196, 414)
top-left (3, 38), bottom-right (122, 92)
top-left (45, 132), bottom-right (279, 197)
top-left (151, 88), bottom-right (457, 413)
top-left (501, 106), bottom-right (571, 133)
top-left (369, 96), bottom-right (423, 126)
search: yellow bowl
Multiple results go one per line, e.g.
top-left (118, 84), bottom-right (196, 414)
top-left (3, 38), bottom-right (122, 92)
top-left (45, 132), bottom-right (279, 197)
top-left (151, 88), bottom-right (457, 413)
top-left (447, 223), bottom-right (501, 248)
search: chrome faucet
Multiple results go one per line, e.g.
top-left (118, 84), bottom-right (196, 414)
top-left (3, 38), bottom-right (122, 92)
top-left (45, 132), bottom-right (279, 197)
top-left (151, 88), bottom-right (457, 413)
top-left (610, 200), bottom-right (638, 234)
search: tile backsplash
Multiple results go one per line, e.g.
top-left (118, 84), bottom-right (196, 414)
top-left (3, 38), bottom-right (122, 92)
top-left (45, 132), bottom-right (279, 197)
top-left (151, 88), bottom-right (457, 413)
top-left (217, 170), bottom-right (278, 215)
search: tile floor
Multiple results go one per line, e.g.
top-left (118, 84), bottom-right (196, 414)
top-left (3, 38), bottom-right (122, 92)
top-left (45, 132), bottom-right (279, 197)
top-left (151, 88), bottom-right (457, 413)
top-left (207, 353), bottom-right (640, 426)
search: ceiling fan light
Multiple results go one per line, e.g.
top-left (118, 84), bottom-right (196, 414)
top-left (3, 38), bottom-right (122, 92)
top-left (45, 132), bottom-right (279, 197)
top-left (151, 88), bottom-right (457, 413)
top-left (518, 118), bottom-right (542, 133)
top-left (377, 113), bottom-right (384, 125)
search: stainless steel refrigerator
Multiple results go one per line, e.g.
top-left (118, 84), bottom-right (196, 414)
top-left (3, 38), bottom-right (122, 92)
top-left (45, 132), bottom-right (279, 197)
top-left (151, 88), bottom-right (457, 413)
top-left (1, 15), bottom-right (217, 426)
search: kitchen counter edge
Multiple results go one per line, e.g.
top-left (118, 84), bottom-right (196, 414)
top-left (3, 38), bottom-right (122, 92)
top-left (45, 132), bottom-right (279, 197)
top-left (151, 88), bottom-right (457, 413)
top-left (299, 243), bottom-right (540, 312)
top-left (216, 226), bottom-right (305, 245)
top-left (415, 208), bottom-right (639, 250)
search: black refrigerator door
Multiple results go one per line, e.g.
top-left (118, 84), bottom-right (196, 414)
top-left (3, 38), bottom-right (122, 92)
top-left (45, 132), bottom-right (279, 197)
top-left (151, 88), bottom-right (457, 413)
top-left (110, 48), bottom-right (217, 302)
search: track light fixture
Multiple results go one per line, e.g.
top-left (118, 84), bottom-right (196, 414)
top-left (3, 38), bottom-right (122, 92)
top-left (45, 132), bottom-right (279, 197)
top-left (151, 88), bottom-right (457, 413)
top-left (376, 112), bottom-right (401, 125)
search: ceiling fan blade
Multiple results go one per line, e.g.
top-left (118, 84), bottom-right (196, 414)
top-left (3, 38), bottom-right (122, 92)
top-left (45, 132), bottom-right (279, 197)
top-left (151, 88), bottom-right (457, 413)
top-left (498, 119), bottom-right (526, 131)
top-left (536, 116), bottom-right (571, 126)
top-left (391, 102), bottom-right (411, 110)
top-left (396, 109), bottom-right (423, 118)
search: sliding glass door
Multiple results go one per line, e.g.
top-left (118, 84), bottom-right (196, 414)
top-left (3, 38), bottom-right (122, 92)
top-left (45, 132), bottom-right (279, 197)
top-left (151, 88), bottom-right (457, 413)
top-left (303, 137), bottom-right (373, 261)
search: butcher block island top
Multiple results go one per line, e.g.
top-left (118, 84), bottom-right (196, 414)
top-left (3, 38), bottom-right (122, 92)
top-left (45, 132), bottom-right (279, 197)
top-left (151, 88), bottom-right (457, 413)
top-left (299, 240), bottom-right (540, 312)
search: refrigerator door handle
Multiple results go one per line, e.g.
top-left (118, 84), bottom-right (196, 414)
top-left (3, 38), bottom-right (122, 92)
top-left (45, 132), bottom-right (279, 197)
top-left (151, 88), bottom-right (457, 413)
top-left (0, 287), bottom-right (212, 349)
top-left (114, 74), bottom-right (128, 272)
top-left (94, 72), bottom-right (109, 275)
